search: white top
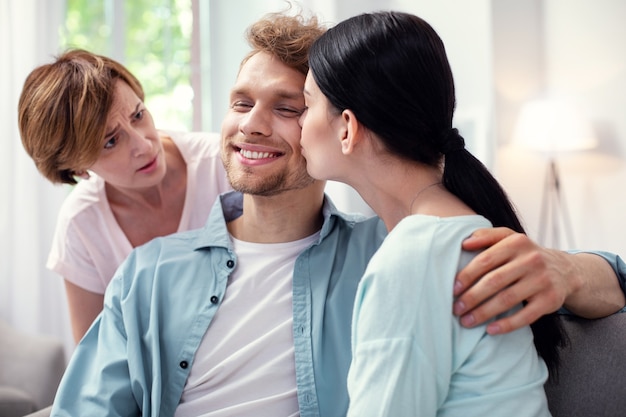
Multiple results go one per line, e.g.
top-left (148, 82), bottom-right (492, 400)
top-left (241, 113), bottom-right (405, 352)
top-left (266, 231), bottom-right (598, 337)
top-left (175, 232), bottom-right (320, 417)
top-left (347, 214), bottom-right (550, 417)
top-left (46, 131), bottom-right (231, 294)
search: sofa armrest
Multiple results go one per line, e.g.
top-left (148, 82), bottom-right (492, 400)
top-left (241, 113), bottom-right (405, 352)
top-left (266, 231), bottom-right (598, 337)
top-left (0, 321), bottom-right (66, 410)
top-left (23, 405), bottom-right (52, 417)
top-left (0, 386), bottom-right (37, 417)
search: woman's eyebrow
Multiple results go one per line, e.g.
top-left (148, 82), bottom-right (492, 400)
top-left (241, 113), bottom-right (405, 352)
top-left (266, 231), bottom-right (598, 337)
top-left (128, 102), bottom-right (142, 118)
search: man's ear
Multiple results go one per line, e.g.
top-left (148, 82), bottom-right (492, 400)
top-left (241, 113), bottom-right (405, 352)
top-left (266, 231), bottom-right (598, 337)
top-left (340, 109), bottom-right (361, 155)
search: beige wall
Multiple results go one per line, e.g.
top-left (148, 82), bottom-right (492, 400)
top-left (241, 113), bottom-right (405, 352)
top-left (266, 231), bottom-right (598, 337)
top-left (204, 0), bottom-right (626, 254)
top-left (494, 0), bottom-right (626, 255)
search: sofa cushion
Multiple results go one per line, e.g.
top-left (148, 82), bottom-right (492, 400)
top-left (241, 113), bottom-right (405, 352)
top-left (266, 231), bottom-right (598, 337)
top-left (0, 321), bottom-right (65, 409)
top-left (545, 313), bottom-right (626, 417)
top-left (0, 386), bottom-right (37, 417)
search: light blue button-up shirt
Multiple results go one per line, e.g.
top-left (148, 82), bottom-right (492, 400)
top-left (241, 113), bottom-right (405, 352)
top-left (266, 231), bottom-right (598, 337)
top-left (569, 250), bottom-right (626, 314)
top-left (50, 191), bottom-right (386, 417)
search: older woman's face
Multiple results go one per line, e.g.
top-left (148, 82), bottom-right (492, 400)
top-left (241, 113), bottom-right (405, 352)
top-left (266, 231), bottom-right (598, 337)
top-left (88, 80), bottom-right (165, 190)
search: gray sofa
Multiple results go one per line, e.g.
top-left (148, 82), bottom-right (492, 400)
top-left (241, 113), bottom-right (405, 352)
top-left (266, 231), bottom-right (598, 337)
top-left (545, 312), bottom-right (626, 416)
top-left (0, 320), bottom-right (65, 417)
top-left (11, 313), bottom-right (626, 417)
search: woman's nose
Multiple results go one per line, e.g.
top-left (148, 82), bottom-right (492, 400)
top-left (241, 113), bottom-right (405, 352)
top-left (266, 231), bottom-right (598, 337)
top-left (130, 128), bottom-right (153, 157)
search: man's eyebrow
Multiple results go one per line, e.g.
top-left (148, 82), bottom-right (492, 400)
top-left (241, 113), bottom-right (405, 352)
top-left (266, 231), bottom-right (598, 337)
top-left (275, 89), bottom-right (304, 100)
top-left (230, 87), bottom-right (246, 96)
top-left (230, 87), bottom-right (303, 100)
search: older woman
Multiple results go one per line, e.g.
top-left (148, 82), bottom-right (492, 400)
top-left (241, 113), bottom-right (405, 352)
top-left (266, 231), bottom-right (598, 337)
top-left (18, 49), bottom-right (231, 342)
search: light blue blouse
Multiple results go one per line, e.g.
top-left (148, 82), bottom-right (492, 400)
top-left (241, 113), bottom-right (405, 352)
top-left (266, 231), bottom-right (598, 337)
top-left (347, 215), bottom-right (551, 417)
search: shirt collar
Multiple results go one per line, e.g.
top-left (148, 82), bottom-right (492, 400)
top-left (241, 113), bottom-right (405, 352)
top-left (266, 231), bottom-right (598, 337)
top-left (192, 190), bottom-right (368, 250)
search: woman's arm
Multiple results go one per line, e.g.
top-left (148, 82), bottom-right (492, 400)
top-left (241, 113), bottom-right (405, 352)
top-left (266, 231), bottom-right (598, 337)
top-left (453, 228), bottom-right (626, 334)
top-left (64, 279), bottom-right (105, 343)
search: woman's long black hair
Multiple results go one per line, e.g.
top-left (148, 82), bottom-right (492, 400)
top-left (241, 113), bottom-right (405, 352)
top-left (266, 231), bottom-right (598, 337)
top-left (308, 11), bottom-right (566, 375)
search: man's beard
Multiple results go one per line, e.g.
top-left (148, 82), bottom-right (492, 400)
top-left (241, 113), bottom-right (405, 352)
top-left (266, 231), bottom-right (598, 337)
top-left (223, 159), bottom-right (316, 197)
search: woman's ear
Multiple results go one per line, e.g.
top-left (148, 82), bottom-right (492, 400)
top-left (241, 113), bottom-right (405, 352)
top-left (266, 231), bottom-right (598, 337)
top-left (340, 109), bottom-right (362, 155)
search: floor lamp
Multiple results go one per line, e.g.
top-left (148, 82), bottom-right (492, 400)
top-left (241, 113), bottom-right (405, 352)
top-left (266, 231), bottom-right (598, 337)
top-left (512, 99), bottom-right (597, 249)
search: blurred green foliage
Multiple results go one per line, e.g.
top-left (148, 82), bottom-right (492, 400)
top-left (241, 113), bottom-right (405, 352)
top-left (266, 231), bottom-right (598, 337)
top-left (60, 0), bottom-right (193, 130)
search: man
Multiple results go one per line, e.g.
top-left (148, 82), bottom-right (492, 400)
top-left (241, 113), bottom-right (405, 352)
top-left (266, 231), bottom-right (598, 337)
top-left (50, 11), bottom-right (625, 417)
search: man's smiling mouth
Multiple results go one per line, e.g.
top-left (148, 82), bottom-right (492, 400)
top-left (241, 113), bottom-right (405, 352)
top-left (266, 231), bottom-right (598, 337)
top-left (238, 148), bottom-right (282, 159)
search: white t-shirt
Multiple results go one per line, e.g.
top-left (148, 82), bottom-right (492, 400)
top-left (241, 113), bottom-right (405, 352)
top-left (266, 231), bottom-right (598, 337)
top-left (47, 131), bottom-right (231, 294)
top-left (175, 232), bottom-right (319, 417)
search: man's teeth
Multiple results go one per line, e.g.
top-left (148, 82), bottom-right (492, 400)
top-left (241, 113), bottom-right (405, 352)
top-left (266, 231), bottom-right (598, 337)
top-left (239, 149), bottom-right (277, 159)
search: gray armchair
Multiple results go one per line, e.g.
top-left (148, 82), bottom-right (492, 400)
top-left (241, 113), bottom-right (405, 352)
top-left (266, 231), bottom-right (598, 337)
top-left (0, 320), bottom-right (65, 417)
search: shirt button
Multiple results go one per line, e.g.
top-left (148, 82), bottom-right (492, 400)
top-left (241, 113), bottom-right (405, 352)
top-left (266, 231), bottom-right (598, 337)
top-left (210, 295), bottom-right (219, 304)
top-left (226, 259), bottom-right (235, 268)
top-left (180, 361), bottom-right (188, 369)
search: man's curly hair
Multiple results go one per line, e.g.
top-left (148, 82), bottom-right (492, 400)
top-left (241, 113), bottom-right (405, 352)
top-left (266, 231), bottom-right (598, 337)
top-left (242, 11), bottom-right (327, 76)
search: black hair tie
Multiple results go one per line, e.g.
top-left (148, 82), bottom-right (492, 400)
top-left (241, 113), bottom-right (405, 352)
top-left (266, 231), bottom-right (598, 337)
top-left (442, 128), bottom-right (465, 155)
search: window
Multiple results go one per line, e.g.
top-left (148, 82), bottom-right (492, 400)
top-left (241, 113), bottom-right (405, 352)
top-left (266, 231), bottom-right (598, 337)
top-left (60, 0), bottom-right (194, 131)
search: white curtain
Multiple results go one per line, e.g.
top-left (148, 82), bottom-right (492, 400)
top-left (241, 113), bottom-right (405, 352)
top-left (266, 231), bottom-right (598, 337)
top-left (1, 0), bottom-right (74, 358)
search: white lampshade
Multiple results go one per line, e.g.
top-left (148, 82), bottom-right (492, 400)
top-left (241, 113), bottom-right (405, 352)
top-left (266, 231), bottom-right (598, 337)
top-left (512, 98), bottom-right (598, 153)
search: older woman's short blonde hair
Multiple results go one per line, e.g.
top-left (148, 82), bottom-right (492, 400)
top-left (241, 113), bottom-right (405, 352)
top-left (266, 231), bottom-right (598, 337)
top-left (18, 49), bottom-right (144, 184)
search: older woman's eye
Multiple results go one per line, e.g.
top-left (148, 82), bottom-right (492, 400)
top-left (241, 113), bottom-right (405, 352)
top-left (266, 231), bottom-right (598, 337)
top-left (133, 109), bottom-right (145, 121)
top-left (104, 136), bottom-right (118, 149)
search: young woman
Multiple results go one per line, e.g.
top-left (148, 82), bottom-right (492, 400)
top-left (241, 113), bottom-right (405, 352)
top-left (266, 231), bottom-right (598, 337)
top-left (18, 50), bottom-right (231, 342)
top-left (299, 11), bottom-right (565, 416)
